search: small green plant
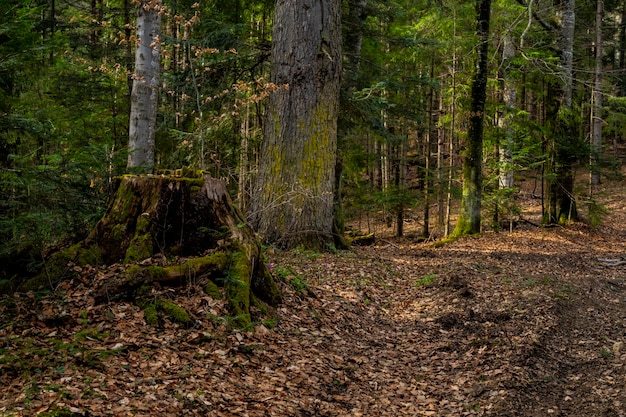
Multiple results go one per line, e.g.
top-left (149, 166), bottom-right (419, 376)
top-left (290, 276), bottom-right (308, 293)
top-left (74, 327), bottom-right (110, 342)
top-left (79, 310), bottom-right (89, 326)
top-left (600, 347), bottom-right (613, 358)
top-left (292, 247), bottom-right (322, 260)
top-left (414, 274), bottom-right (438, 287)
top-left (587, 199), bottom-right (608, 228)
top-left (273, 265), bottom-right (296, 280)
top-left (262, 317), bottom-right (278, 328)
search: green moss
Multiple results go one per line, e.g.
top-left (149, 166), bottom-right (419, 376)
top-left (558, 212), bottom-right (571, 225)
top-left (145, 265), bottom-right (168, 281)
top-left (255, 256), bottom-right (283, 306)
top-left (77, 244), bottom-right (102, 266)
top-left (301, 102), bottom-right (334, 189)
top-left (143, 303), bottom-right (158, 326)
top-left (125, 265), bottom-right (144, 286)
top-left (204, 280), bottom-right (222, 299)
top-left (176, 177), bottom-right (205, 187)
top-left (19, 243), bottom-right (82, 291)
top-left (135, 283), bottom-right (152, 297)
top-left (109, 224), bottom-right (127, 243)
top-left (164, 253), bottom-right (229, 281)
top-left (109, 182), bottom-right (136, 223)
top-left (226, 252), bottom-right (251, 327)
top-left (138, 290), bottom-right (191, 326)
top-left (176, 167), bottom-right (204, 178)
top-left (186, 252), bottom-right (229, 271)
top-left (156, 299), bottom-right (191, 324)
top-left (124, 213), bottom-right (154, 263)
top-left (250, 294), bottom-right (268, 315)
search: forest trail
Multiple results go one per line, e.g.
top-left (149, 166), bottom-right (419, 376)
top-left (3, 181), bottom-right (626, 416)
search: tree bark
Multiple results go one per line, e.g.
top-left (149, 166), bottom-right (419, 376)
top-left (498, 35), bottom-right (516, 190)
top-left (249, 0), bottom-right (342, 250)
top-left (590, 0), bottom-right (603, 191)
top-left (545, 0), bottom-right (578, 224)
top-left (618, 3), bottom-right (626, 96)
top-left (127, 0), bottom-right (162, 173)
top-left (452, 0), bottom-right (491, 237)
top-left (561, 0), bottom-right (575, 110)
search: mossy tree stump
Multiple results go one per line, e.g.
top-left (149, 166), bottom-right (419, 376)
top-left (22, 171), bottom-right (281, 327)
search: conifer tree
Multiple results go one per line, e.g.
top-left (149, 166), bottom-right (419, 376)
top-left (249, 0), bottom-right (342, 249)
top-left (452, 0), bottom-right (491, 236)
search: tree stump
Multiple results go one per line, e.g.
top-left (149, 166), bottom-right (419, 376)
top-left (21, 171), bottom-right (281, 326)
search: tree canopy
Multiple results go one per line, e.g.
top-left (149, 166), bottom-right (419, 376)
top-left (1, 0), bottom-right (625, 262)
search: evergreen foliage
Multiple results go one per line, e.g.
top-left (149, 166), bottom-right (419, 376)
top-left (0, 0), bottom-right (625, 267)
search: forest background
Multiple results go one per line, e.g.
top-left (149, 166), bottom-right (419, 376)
top-left (1, 0), bottom-right (626, 274)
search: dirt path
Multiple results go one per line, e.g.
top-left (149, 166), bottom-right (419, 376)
top-left (2, 189), bottom-right (626, 416)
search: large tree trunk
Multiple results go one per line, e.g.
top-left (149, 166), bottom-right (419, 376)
top-left (127, 0), bottom-right (161, 173)
top-left (248, 0), bottom-right (342, 250)
top-left (20, 172), bottom-right (281, 327)
top-left (452, 0), bottom-right (491, 237)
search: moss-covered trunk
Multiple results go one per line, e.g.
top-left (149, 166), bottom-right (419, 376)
top-left (19, 172), bottom-right (281, 326)
top-left (248, 0), bottom-right (342, 250)
top-left (452, 0), bottom-right (491, 238)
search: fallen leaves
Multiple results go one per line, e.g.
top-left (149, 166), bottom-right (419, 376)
top-left (4, 184), bottom-right (626, 416)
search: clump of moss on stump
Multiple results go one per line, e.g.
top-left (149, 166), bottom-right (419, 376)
top-left (14, 173), bottom-right (281, 328)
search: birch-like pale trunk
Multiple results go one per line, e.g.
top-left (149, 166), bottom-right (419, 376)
top-left (127, 0), bottom-right (162, 173)
top-left (498, 35), bottom-right (516, 189)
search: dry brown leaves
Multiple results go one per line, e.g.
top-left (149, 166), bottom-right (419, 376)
top-left (2, 179), bottom-right (626, 416)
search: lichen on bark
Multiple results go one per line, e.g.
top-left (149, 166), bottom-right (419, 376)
top-left (248, 0), bottom-right (342, 251)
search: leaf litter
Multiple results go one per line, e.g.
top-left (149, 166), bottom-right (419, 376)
top-left (2, 181), bottom-right (626, 416)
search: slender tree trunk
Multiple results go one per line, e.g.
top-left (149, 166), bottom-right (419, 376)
top-left (498, 35), bottom-right (515, 189)
top-left (423, 66), bottom-right (435, 237)
top-left (562, 0), bottom-right (575, 109)
top-left (590, 0), bottom-right (603, 192)
top-left (344, 0), bottom-right (367, 78)
top-left (619, 6), bottom-right (626, 96)
top-left (249, 0), bottom-right (342, 249)
top-left (127, 0), bottom-right (162, 173)
top-left (437, 93), bottom-right (445, 228)
top-left (238, 102), bottom-right (251, 212)
top-left (558, 0), bottom-right (577, 224)
top-left (445, 9), bottom-right (458, 238)
top-left (545, 0), bottom-right (578, 224)
top-left (395, 139), bottom-right (407, 237)
top-left (452, 0), bottom-right (491, 237)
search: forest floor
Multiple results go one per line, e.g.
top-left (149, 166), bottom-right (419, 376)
top-left (2, 174), bottom-right (626, 416)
